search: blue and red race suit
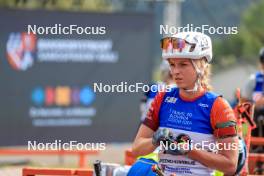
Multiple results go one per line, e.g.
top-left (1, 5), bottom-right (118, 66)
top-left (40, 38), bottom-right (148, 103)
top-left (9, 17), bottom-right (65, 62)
top-left (143, 87), bottom-right (237, 176)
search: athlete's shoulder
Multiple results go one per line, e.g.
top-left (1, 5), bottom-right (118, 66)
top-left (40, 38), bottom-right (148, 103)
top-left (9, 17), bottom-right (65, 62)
top-left (204, 91), bottom-right (221, 99)
top-left (212, 96), bottom-right (233, 109)
top-left (199, 91), bottom-right (220, 107)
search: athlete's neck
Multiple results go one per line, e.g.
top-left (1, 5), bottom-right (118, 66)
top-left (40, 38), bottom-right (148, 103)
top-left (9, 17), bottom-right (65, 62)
top-left (179, 87), bottom-right (205, 100)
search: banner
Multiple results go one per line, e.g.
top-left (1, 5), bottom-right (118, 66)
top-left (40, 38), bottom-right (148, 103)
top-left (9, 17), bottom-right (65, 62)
top-left (0, 9), bottom-right (154, 145)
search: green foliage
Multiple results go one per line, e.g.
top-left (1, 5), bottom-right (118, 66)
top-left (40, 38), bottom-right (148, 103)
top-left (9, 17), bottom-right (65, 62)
top-left (214, 1), bottom-right (264, 69)
top-left (0, 0), bottom-right (113, 12)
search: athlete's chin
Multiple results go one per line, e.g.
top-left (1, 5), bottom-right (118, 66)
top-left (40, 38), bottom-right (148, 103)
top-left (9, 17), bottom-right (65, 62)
top-left (177, 84), bottom-right (193, 91)
top-left (175, 82), bottom-right (186, 88)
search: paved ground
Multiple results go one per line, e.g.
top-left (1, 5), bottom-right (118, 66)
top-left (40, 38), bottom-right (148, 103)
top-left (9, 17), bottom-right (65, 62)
top-left (0, 143), bottom-right (131, 176)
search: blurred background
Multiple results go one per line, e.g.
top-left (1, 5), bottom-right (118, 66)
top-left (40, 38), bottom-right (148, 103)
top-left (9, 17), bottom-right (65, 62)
top-left (0, 0), bottom-right (263, 175)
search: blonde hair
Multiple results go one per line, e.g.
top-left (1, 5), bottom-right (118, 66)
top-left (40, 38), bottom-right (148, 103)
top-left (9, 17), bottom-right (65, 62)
top-left (193, 57), bottom-right (212, 91)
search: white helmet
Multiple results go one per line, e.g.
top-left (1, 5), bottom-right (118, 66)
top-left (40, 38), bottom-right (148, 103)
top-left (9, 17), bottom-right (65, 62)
top-left (161, 32), bottom-right (212, 63)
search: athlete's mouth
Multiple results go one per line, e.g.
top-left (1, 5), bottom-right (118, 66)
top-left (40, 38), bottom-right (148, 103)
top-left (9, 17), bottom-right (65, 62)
top-left (175, 78), bottom-right (183, 81)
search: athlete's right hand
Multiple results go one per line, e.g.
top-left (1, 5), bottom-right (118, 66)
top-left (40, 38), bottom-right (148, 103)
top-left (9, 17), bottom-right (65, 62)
top-left (152, 128), bottom-right (173, 146)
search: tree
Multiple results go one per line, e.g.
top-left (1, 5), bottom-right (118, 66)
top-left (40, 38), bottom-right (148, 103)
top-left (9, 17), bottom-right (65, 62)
top-left (214, 0), bottom-right (264, 69)
top-left (0, 0), bottom-right (113, 12)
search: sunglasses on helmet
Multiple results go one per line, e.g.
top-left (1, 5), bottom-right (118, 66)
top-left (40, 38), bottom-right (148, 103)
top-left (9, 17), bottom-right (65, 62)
top-left (160, 37), bottom-right (196, 52)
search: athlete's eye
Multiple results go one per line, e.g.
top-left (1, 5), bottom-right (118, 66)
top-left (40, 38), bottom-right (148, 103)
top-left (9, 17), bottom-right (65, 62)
top-left (180, 63), bottom-right (187, 66)
top-left (169, 63), bottom-right (175, 67)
